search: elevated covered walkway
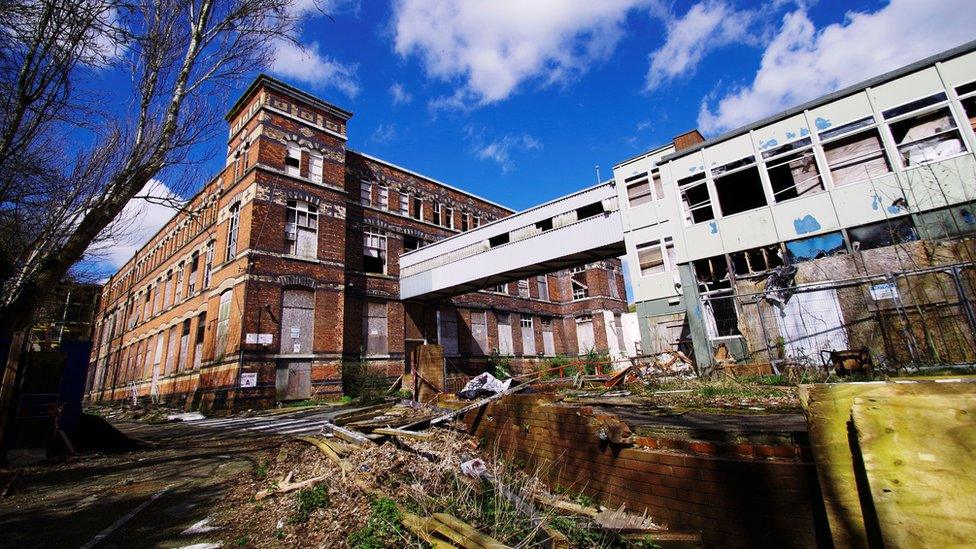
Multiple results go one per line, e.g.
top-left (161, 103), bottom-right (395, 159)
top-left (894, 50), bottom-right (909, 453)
top-left (400, 182), bottom-right (625, 300)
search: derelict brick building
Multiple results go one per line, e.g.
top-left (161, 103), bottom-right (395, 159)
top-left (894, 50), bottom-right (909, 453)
top-left (86, 76), bottom-right (628, 411)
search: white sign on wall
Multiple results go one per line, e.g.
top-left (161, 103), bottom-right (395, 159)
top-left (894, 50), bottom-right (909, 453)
top-left (870, 282), bottom-right (899, 301)
top-left (245, 333), bottom-right (274, 345)
top-left (240, 372), bottom-right (258, 388)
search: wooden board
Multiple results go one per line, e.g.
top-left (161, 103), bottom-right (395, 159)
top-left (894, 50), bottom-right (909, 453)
top-left (852, 394), bottom-right (976, 548)
top-left (798, 380), bottom-right (976, 548)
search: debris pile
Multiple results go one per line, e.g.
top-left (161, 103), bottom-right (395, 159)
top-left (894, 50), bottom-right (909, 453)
top-left (215, 399), bottom-right (692, 548)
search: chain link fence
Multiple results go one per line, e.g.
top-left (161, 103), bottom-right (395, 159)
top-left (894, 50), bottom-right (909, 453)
top-left (709, 262), bottom-right (976, 370)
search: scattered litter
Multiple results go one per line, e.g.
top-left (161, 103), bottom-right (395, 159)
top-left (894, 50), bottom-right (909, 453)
top-left (460, 458), bottom-right (487, 478)
top-left (180, 518), bottom-right (220, 536)
top-left (457, 372), bottom-right (513, 400)
top-left (167, 412), bottom-right (206, 422)
top-left (174, 544), bottom-right (222, 549)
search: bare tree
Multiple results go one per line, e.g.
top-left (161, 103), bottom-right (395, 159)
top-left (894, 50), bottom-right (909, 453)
top-left (0, 0), bottom-right (312, 334)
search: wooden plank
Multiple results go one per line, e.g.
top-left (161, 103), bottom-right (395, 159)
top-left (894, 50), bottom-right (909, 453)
top-left (798, 380), bottom-right (976, 548)
top-left (321, 422), bottom-right (372, 446)
top-left (401, 513), bottom-right (459, 549)
top-left (373, 427), bottom-right (435, 440)
top-left (295, 435), bottom-right (352, 479)
top-left (432, 513), bottom-right (510, 549)
top-left (852, 394), bottom-right (976, 548)
top-left (333, 402), bottom-right (394, 425)
top-left (426, 380), bottom-right (533, 428)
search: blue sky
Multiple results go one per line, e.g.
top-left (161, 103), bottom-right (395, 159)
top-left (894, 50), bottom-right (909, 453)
top-left (99, 0), bottom-right (976, 292)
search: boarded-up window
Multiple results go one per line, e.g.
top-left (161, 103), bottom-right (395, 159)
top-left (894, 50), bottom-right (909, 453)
top-left (637, 240), bottom-right (665, 275)
top-left (822, 128), bottom-right (891, 186)
top-left (497, 313), bottom-right (514, 356)
top-left (309, 151), bottom-right (323, 182)
top-left (608, 269), bottom-right (619, 299)
top-left (360, 180), bottom-right (372, 206)
top-left (438, 308), bottom-right (459, 356)
top-left (153, 332), bottom-right (165, 375)
top-left (286, 200), bottom-right (318, 258)
top-left (377, 184), bottom-right (389, 210)
top-left (471, 311), bottom-right (488, 355)
top-left (165, 324), bottom-right (179, 374)
top-left (143, 340), bottom-right (153, 379)
top-left (576, 315), bottom-right (595, 354)
top-left (280, 289), bottom-right (314, 354)
top-left (399, 191), bottom-right (409, 215)
top-left (215, 290), bottom-right (232, 360)
top-left (175, 263), bottom-right (185, 302)
top-left (541, 318), bottom-right (555, 356)
top-left (193, 312), bottom-right (206, 369)
top-left (518, 279), bottom-right (530, 298)
top-left (364, 301), bottom-right (388, 356)
top-left (164, 271), bottom-right (173, 308)
top-left (520, 315), bottom-right (536, 356)
top-left (625, 172), bottom-right (652, 207)
top-left (178, 319), bottom-right (190, 372)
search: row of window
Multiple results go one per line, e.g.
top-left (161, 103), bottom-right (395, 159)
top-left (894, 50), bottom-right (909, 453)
top-left (106, 312), bottom-right (208, 387)
top-left (360, 179), bottom-right (484, 230)
top-left (627, 82), bottom-right (976, 226)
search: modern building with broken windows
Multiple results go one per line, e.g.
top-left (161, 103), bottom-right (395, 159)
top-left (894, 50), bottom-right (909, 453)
top-left (615, 40), bottom-right (976, 370)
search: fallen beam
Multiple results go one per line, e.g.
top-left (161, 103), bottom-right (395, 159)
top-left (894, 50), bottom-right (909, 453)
top-left (432, 513), bottom-right (510, 549)
top-left (255, 474), bottom-right (327, 501)
top-left (295, 435), bottom-right (352, 479)
top-left (321, 422), bottom-right (372, 446)
top-left (404, 380), bottom-right (534, 431)
top-left (373, 427), bottom-right (435, 440)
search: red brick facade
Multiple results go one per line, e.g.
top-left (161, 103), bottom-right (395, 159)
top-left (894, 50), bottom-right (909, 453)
top-left (87, 76), bottom-right (628, 411)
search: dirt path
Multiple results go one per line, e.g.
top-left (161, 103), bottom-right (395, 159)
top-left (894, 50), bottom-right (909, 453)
top-left (0, 421), bottom-right (283, 548)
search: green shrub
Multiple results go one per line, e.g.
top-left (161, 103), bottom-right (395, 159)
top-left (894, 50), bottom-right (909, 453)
top-left (289, 484), bottom-right (329, 523)
top-left (487, 350), bottom-right (512, 379)
top-left (341, 353), bottom-right (385, 404)
top-left (347, 497), bottom-right (405, 548)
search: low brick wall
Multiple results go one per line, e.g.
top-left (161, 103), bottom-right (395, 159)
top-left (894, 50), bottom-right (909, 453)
top-left (462, 394), bottom-right (828, 548)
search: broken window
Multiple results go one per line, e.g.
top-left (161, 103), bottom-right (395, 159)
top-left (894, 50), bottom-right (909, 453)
top-left (821, 124), bottom-right (891, 186)
top-left (432, 201), bottom-right (441, 225)
top-left (175, 262), bottom-right (184, 302)
top-left (363, 228), bottom-right (387, 273)
top-left (651, 171), bottom-right (664, 200)
top-left (286, 200), bottom-right (318, 258)
top-left (693, 255), bottom-right (730, 292)
top-left (411, 195), bottom-right (423, 220)
top-left (785, 231), bottom-right (846, 263)
top-left (571, 270), bottom-right (589, 300)
top-left (492, 284), bottom-right (508, 294)
top-left (624, 172), bottom-right (652, 207)
top-left (520, 315), bottom-right (536, 355)
top-left (403, 235), bottom-right (424, 251)
top-left (702, 294), bottom-right (741, 338)
top-left (763, 138), bottom-right (824, 201)
top-left (360, 180), bottom-right (372, 206)
top-left (535, 218), bottom-right (553, 232)
top-left (958, 81), bottom-right (976, 133)
top-left (882, 91), bottom-right (947, 119)
top-left (729, 244), bottom-right (783, 277)
top-left (164, 270), bottom-right (173, 308)
top-left (364, 301), bottom-right (388, 356)
top-left (848, 217), bottom-right (918, 251)
top-left (712, 157), bottom-right (767, 216)
top-left (888, 106), bottom-right (965, 167)
top-left (215, 290), bottom-right (232, 360)
top-left (636, 237), bottom-right (674, 276)
top-left (225, 202), bottom-right (240, 262)
top-left (285, 142), bottom-right (301, 176)
top-left (488, 233), bottom-right (509, 247)
top-left (575, 202), bottom-right (604, 220)
top-left (193, 312), bottom-right (206, 369)
top-left (461, 212), bottom-right (470, 231)
top-left (537, 275), bottom-right (549, 301)
top-left (375, 184), bottom-right (388, 210)
top-left (203, 240), bottom-right (215, 288)
top-left (473, 215), bottom-right (481, 228)
top-left (438, 308), bottom-right (459, 356)
top-left (678, 172), bottom-right (713, 225)
top-left (445, 206), bottom-right (455, 229)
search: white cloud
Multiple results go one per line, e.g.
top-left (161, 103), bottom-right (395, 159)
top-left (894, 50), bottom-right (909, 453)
top-left (392, 0), bottom-right (653, 108)
top-left (271, 40), bottom-right (360, 97)
top-left (697, 0), bottom-right (976, 134)
top-left (389, 82), bottom-right (413, 105)
top-left (474, 133), bottom-right (543, 173)
top-left (645, 1), bottom-right (756, 91)
top-left (90, 179), bottom-right (181, 270)
top-left (371, 123), bottom-right (396, 143)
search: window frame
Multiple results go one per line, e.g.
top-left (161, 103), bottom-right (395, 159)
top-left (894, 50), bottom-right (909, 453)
top-left (677, 172), bottom-right (714, 226)
top-left (761, 137), bottom-right (825, 202)
top-left (285, 199), bottom-right (319, 258)
top-left (819, 116), bottom-right (893, 187)
top-left (225, 202), bottom-right (240, 263)
top-left (884, 100), bottom-right (968, 168)
top-left (363, 228), bottom-right (388, 274)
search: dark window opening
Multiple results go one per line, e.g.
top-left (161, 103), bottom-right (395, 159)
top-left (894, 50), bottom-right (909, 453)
top-left (411, 196), bottom-right (423, 220)
top-left (403, 235), bottom-right (424, 251)
top-left (709, 296), bottom-right (741, 337)
top-left (714, 166), bottom-right (767, 216)
top-left (848, 217), bottom-right (918, 251)
top-left (730, 244), bottom-right (783, 277)
top-left (785, 231), bottom-right (846, 263)
top-left (679, 173), bottom-right (714, 224)
top-left (882, 92), bottom-right (947, 119)
top-left (693, 255), bottom-right (730, 291)
top-left (711, 155), bottom-right (755, 177)
top-left (363, 255), bottom-right (385, 273)
top-left (960, 95), bottom-right (976, 133)
top-left (819, 116), bottom-right (874, 140)
top-left (284, 155), bottom-right (300, 169)
top-left (535, 218), bottom-right (553, 231)
top-left (489, 233), bottom-right (510, 247)
top-left (575, 202), bottom-right (604, 220)
top-left (957, 81), bottom-right (976, 97)
top-left (761, 137), bottom-right (812, 160)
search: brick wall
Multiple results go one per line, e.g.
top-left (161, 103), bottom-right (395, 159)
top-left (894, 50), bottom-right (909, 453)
top-left (463, 394), bottom-right (828, 548)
